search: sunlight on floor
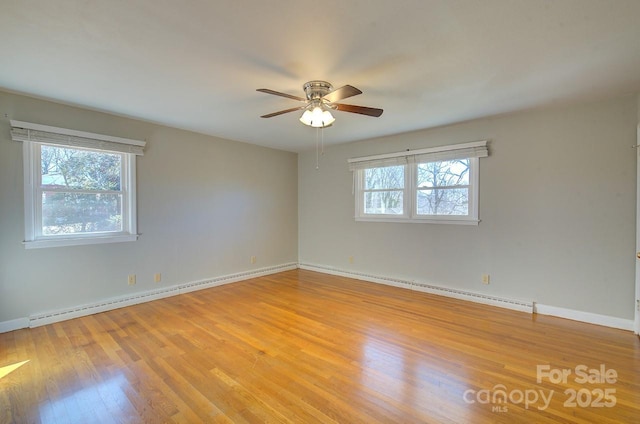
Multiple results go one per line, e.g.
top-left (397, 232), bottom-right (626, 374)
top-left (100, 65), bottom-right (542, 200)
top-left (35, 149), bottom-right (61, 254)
top-left (39, 373), bottom-right (132, 422)
top-left (0, 360), bottom-right (30, 379)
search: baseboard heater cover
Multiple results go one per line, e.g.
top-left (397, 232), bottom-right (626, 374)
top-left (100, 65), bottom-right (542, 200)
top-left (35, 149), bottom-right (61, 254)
top-left (298, 263), bottom-right (534, 313)
top-left (28, 263), bottom-right (298, 328)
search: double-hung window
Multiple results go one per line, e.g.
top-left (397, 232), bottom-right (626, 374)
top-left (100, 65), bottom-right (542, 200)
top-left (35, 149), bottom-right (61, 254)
top-left (10, 120), bottom-right (145, 248)
top-left (350, 141), bottom-right (488, 224)
top-left (362, 163), bottom-right (407, 216)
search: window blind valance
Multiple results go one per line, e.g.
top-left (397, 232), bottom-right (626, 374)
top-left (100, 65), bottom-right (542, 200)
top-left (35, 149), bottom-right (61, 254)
top-left (348, 140), bottom-right (488, 170)
top-left (10, 120), bottom-right (146, 156)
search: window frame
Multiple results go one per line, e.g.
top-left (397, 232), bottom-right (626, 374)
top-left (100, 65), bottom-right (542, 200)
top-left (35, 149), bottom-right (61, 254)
top-left (412, 157), bottom-right (479, 224)
top-left (11, 120), bottom-right (144, 249)
top-left (359, 164), bottom-right (410, 218)
top-left (352, 141), bottom-right (486, 225)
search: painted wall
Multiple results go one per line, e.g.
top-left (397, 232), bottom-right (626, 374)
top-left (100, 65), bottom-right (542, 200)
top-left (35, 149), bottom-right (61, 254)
top-left (299, 95), bottom-right (637, 320)
top-left (0, 91), bottom-right (298, 322)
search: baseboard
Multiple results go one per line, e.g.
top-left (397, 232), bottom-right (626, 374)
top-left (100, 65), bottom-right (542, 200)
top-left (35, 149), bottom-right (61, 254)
top-left (3, 263), bottom-right (632, 333)
top-left (300, 263), bottom-right (635, 331)
top-left (299, 263), bottom-right (534, 313)
top-left (15, 262), bottom-right (297, 330)
top-left (0, 317), bottom-right (30, 333)
top-left (534, 303), bottom-right (634, 331)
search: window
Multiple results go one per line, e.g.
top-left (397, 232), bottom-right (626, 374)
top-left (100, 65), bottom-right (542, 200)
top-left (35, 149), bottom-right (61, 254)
top-left (363, 165), bottom-right (406, 215)
top-left (350, 141), bottom-right (487, 224)
top-left (415, 158), bottom-right (471, 217)
top-left (10, 120), bottom-right (145, 248)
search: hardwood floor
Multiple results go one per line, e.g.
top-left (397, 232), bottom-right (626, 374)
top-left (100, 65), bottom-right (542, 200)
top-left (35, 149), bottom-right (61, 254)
top-left (1, 269), bottom-right (639, 423)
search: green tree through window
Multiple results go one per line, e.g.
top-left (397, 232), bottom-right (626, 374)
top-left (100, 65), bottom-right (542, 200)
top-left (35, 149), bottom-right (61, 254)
top-left (40, 145), bottom-right (123, 235)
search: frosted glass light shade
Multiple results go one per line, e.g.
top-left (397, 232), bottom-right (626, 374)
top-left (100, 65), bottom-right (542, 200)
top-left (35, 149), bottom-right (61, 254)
top-left (300, 106), bottom-right (335, 128)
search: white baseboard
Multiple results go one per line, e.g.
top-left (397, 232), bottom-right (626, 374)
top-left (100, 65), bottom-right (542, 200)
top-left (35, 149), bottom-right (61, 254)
top-left (0, 263), bottom-right (298, 333)
top-left (3, 263), bottom-right (632, 333)
top-left (534, 303), bottom-right (634, 331)
top-left (299, 263), bottom-right (534, 313)
top-left (300, 263), bottom-right (634, 331)
top-left (0, 317), bottom-right (30, 333)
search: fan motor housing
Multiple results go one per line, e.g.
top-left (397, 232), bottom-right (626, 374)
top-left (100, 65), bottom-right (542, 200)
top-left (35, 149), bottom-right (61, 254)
top-left (303, 80), bottom-right (333, 101)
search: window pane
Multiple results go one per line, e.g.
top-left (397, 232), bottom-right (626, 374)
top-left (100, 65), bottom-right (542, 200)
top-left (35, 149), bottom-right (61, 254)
top-left (364, 191), bottom-right (404, 215)
top-left (417, 188), bottom-right (468, 215)
top-left (41, 145), bottom-right (121, 191)
top-left (364, 165), bottom-right (404, 190)
top-left (417, 159), bottom-right (469, 188)
top-left (42, 192), bottom-right (123, 235)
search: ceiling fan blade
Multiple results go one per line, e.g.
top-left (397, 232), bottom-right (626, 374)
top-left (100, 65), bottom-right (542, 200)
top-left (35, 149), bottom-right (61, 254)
top-left (322, 85), bottom-right (362, 103)
top-left (257, 88), bottom-right (306, 102)
top-left (261, 106), bottom-right (307, 118)
top-left (334, 103), bottom-right (384, 117)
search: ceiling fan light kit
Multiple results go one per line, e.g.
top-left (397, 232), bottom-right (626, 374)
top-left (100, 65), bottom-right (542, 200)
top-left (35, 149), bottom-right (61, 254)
top-left (299, 106), bottom-right (335, 128)
top-left (257, 80), bottom-right (383, 129)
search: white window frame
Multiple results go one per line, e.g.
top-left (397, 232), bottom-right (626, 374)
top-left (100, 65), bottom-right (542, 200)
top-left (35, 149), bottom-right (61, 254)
top-left (10, 120), bottom-right (145, 249)
top-left (358, 162), bottom-right (410, 219)
top-left (350, 141), bottom-right (487, 225)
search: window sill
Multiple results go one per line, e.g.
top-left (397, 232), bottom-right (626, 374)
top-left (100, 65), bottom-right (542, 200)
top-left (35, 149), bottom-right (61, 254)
top-left (23, 233), bottom-right (139, 249)
top-left (355, 217), bottom-right (480, 225)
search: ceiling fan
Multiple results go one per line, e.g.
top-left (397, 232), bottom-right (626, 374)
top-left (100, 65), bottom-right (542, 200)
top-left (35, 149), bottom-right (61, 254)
top-left (257, 81), bottom-right (383, 128)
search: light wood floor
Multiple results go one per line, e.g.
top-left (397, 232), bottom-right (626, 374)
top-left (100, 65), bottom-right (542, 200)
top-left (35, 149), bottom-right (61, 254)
top-left (1, 269), bottom-right (639, 423)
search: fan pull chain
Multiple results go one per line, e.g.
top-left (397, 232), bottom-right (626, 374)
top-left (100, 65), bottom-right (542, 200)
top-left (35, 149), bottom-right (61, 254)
top-left (314, 127), bottom-right (326, 170)
top-left (315, 127), bottom-right (320, 170)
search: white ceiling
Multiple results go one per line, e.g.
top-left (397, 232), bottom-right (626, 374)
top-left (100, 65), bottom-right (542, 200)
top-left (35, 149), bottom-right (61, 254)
top-left (2, 1), bottom-right (640, 152)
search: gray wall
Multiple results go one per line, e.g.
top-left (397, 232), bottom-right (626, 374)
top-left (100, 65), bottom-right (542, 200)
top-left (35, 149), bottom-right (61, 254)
top-left (1, 90), bottom-right (636, 324)
top-left (299, 95), bottom-right (637, 320)
top-left (0, 91), bottom-right (298, 322)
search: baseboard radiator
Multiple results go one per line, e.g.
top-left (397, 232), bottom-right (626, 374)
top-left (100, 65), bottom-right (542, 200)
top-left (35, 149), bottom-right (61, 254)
top-left (29, 263), bottom-right (298, 328)
top-left (299, 263), bottom-right (534, 313)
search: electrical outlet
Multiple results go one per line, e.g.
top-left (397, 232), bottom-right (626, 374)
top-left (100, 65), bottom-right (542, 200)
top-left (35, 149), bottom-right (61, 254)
top-left (482, 274), bottom-right (490, 285)
top-left (250, 256), bottom-right (256, 264)
top-left (128, 274), bottom-right (136, 285)
top-left (154, 273), bottom-right (161, 283)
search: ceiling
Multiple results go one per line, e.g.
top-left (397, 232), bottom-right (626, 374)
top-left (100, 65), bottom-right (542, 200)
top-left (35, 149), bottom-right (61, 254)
top-left (2, 1), bottom-right (640, 152)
